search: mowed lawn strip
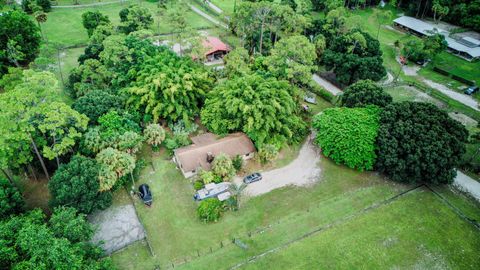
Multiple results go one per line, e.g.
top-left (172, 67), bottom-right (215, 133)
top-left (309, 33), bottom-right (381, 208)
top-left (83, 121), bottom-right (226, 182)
top-left (239, 189), bottom-right (480, 270)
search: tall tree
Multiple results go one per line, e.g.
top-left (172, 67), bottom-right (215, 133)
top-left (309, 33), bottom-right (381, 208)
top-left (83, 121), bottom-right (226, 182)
top-left (0, 10), bottom-right (41, 75)
top-left (265, 35), bottom-right (317, 86)
top-left (341, 79), bottom-right (392, 108)
top-left (124, 51), bottom-right (213, 124)
top-left (49, 156), bottom-right (112, 214)
top-left (376, 102), bottom-right (468, 184)
top-left (119, 5), bottom-right (154, 34)
top-left (201, 73), bottom-right (307, 147)
top-left (96, 148), bottom-right (135, 191)
top-left (81, 11), bottom-right (110, 37)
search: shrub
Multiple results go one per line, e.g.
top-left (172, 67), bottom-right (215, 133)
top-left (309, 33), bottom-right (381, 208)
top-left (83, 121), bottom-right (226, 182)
top-left (0, 178), bottom-right (24, 220)
top-left (197, 198), bottom-right (223, 222)
top-left (193, 181), bottom-right (205, 191)
top-left (198, 170), bottom-right (215, 184)
top-left (232, 155), bottom-right (244, 172)
top-left (341, 79), bottom-right (392, 108)
top-left (258, 144), bottom-right (279, 164)
top-left (212, 154), bottom-right (236, 181)
top-left (144, 123), bottom-right (166, 148)
top-left (313, 106), bottom-right (381, 171)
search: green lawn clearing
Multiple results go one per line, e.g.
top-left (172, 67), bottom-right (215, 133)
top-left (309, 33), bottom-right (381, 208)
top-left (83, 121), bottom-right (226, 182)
top-left (41, 0), bottom-right (214, 47)
top-left (209, 0), bottom-right (238, 14)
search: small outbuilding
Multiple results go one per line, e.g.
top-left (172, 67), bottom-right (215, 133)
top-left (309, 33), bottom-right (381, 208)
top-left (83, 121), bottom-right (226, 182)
top-left (202, 36), bottom-right (230, 62)
top-left (174, 132), bottom-right (255, 178)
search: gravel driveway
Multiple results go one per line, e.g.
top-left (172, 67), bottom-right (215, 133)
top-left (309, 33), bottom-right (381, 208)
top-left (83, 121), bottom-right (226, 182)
top-left (453, 171), bottom-right (480, 202)
top-left (235, 135), bottom-right (322, 197)
top-left (422, 79), bottom-right (479, 111)
top-left (312, 74), bottom-right (342, 96)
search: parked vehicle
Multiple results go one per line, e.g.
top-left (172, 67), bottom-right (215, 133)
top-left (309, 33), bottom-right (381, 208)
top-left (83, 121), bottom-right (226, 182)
top-left (243, 173), bottom-right (262, 184)
top-left (194, 182), bottom-right (230, 201)
top-left (464, 86), bottom-right (479, 95)
top-left (138, 184), bottom-right (152, 206)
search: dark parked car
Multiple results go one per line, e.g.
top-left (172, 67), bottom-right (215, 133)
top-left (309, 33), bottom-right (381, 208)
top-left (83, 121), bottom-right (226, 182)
top-left (138, 184), bottom-right (152, 206)
top-left (243, 173), bottom-right (262, 184)
top-left (464, 86), bottom-right (479, 95)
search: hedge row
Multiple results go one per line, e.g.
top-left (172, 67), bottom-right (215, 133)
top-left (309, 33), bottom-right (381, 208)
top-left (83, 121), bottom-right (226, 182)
top-left (307, 80), bottom-right (338, 104)
top-left (433, 66), bottom-right (475, 86)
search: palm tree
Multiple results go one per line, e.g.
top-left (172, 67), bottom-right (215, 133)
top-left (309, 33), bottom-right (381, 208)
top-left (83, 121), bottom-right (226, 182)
top-left (227, 183), bottom-right (247, 211)
top-left (34, 11), bottom-right (48, 43)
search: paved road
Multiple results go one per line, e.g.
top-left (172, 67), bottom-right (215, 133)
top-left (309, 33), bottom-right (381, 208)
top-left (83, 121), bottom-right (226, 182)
top-left (51, 0), bottom-right (128, 8)
top-left (312, 74), bottom-right (342, 96)
top-left (187, 4), bottom-right (228, 29)
top-left (422, 79), bottom-right (479, 111)
top-left (454, 170), bottom-right (480, 202)
top-left (205, 0), bottom-right (223, 13)
top-left (234, 134), bottom-right (321, 197)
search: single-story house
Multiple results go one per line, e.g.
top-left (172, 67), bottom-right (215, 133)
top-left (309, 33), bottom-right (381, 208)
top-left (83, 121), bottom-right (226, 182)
top-left (202, 36), bottom-right (230, 62)
top-left (173, 132), bottom-right (255, 178)
top-left (393, 16), bottom-right (480, 61)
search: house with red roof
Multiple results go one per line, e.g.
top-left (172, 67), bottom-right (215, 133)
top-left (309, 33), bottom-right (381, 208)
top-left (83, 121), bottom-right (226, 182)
top-left (202, 36), bottom-right (230, 62)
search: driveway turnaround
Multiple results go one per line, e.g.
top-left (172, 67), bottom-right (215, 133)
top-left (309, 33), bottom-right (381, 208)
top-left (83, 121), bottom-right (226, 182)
top-left (235, 134), bottom-right (321, 197)
top-left (89, 204), bottom-right (145, 254)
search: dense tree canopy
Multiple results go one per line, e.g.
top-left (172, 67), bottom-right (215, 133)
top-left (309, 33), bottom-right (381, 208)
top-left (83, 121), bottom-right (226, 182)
top-left (341, 79), bottom-right (392, 108)
top-left (125, 50), bottom-right (213, 124)
top-left (73, 90), bottom-right (125, 125)
top-left (375, 102), bottom-right (468, 184)
top-left (323, 29), bottom-right (386, 86)
top-left (0, 178), bottom-right (24, 220)
top-left (201, 74), bottom-right (307, 147)
top-left (0, 208), bottom-right (113, 269)
top-left (231, 1), bottom-right (309, 54)
top-left (49, 156), bottom-right (112, 214)
top-left (118, 5), bottom-right (154, 34)
top-left (81, 11), bottom-right (110, 37)
top-left (96, 147), bottom-right (135, 191)
top-left (313, 106), bottom-right (381, 171)
top-left (265, 35), bottom-right (317, 86)
top-left (0, 10), bottom-right (41, 75)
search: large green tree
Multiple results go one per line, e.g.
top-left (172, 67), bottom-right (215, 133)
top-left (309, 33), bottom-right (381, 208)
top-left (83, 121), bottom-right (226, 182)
top-left (201, 73), bottom-right (307, 147)
top-left (375, 102), bottom-right (468, 184)
top-left (341, 79), bottom-right (392, 108)
top-left (119, 5), bottom-right (154, 34)
top-left (0, 177), bottom-right (24, 220)
top-left (96, 148), bottom-right (135, 191)
top-left (0, 10), bottom-right (41, 75)
top-left (72, 90), bottom-right (124, 125)
top-left (49, 156), bottom-right (112, 214)
top-left (265, 35), bottom-right (317, 86)
top-left (0, 208), bottom-right (113, 269)
top-left (125, 51), bottom-right (213, 124)
top-left (323, 29), bottom-right (386, 86)
top-left (81, 11), bottom-right (110, 37)
top-left (313, 106), bottom-right (381, 171)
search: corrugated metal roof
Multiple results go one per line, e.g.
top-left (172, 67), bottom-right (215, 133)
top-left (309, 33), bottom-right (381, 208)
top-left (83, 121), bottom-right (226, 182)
top-left (393, 16), bottom-right (480, 58)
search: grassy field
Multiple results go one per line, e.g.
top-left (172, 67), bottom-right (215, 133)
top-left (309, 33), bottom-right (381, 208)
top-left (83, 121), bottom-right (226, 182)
top-left (210, 0), bottom-right (238, 14)
top-left (110, 143), bottom-right (480, 269)
top-left (42, 0), bottom-right (214, 46)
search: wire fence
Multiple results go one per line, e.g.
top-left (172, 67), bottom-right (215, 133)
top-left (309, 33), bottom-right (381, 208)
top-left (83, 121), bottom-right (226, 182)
top-left (119, 183), bottom-right (479, 270)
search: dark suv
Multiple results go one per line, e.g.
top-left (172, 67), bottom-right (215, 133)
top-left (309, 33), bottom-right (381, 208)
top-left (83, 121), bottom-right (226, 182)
top-left (464, 86), bottom-right (479, 95)
top-left (243, 173), bottom-right (262, 184)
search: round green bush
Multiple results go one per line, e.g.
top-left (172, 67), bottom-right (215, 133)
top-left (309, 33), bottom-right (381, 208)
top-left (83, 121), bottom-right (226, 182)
top-left (197, 198), bottom-right (223, 222)
top-left (193, 181), bottom-right (204, 191)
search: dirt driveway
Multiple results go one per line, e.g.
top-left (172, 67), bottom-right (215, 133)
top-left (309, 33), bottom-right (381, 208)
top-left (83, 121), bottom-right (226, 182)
top-left (235, 135), bottom-right (322, 197)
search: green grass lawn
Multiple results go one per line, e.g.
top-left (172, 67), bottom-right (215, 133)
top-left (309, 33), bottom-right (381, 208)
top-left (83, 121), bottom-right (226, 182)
top-left (231, 189), bottom-right (480, 270)
top-left (42, 0), bottom-right (215, 47)
top-left (110, 144), bottom-right (480, 269)
top-left (209, 0), bottom-right (238, 14)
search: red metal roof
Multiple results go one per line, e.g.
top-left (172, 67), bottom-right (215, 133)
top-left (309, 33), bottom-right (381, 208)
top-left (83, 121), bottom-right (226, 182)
top-left (203, 36), bottom-right (230, 56)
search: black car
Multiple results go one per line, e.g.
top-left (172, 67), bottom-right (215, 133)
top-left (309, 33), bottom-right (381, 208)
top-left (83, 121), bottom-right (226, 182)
top-left (243, 173), bottom-right (262, 184)
top-left (138, 184), bottom-right (152, 206)
top-left (464, 86), bottom-right (479, 95)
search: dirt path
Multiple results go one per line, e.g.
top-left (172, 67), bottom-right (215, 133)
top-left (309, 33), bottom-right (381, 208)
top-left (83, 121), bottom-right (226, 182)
top-left (380, 72), bottom-right (394, 86)
top-left (187, 4), bottom-right (228, 29)
top-left (312, 74), bottom-right (342, 96)
top-left (235, 135), bottom-right (322, 197)
top-left (422, 79), bottom-right (479, 111)
top-left (453, 171), bottom-right (480, 202)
